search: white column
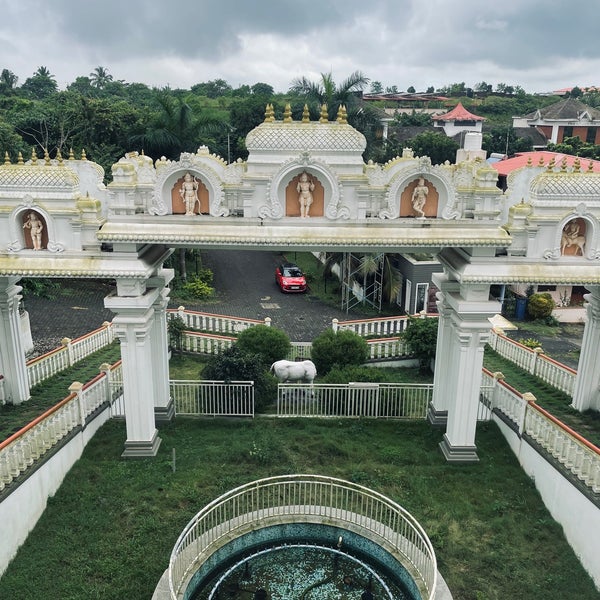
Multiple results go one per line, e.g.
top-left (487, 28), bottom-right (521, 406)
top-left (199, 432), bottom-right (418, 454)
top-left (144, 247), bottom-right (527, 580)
top-left (0, 277), bottom-right (30, 405)
top-left (571, 288), bottom-right (600, 412)
top-left (438, 284), bottom-right (500, 463)
top-left (428, 273), bottom-right (459, 426)
top-left (148, 269), bottom-right (174, 423)
top-left (105, 280), bottom-right (161, 458)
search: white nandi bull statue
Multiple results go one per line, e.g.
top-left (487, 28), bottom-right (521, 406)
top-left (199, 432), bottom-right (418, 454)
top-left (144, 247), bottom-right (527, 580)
top-left (270, 359), bottom-right (317, 384)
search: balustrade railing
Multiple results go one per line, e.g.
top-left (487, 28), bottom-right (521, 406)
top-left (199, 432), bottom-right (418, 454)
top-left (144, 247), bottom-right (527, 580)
top-left (0, 361), bottom-right (120, 492)
top-left (26, 322), bottom-right (115, 388)
top-left (333, 313), bottom-right (432, 337)
top-left (180, 331), bottom-right (236, 355)
top-left (168, 474), bottom-right (437, 600)
top-left (167, 307), bottom-right (267, 334)
top-left (488, 329), bottom-right (576, 396)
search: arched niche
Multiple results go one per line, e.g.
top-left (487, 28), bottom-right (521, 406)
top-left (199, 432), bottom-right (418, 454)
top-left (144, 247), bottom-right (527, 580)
top-left (284, 172), bottom-right (325, 217)
top-left (560, 217), bottom-right (588, 257)
top-left (171, 173), bottom-right (210, 215)
top-left (21, 210), bottom-right (48, 250)
top-left (399, 177), bottom-right (439, 218)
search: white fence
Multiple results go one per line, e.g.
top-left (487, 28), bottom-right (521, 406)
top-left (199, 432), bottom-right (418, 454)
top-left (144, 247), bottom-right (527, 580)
top-left (170, 380), bottom-right (254, 417)
top-left (488, 329), bottom-right (577, 396)
top-left (167, 307), bottom-right (268, 334)
top-left (277, 383), bottom-right (432, 418)
top-left (26, 322), bottom-right (115, 388)
top-left (168, 474), bottom-right (437, 600)
top-left (180, 331), bottom-right (236, 355)
top-left (0, 361), bottom-right (120, 492)
top-left (481, 368), bottom-right (600, 494)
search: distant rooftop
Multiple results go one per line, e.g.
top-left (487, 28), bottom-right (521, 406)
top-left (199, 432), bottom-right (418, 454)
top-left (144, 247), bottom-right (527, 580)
top-left (491, 151), bottom-right (600, 177)
top-left (433, 102), bottom-right (485, 122)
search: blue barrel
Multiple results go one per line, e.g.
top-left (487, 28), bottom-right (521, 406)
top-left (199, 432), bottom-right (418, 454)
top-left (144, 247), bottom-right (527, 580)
top-left (515, 296), bottom-right (527, 320)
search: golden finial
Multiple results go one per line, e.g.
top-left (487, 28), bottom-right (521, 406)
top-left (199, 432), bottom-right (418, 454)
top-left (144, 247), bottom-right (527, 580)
top-left (319, 104), bottom-right (328, 123)
top-left (560, 157), bottom-right (568, 171)
top-left (56, 149), bottom-right (64, 165)
top-left (537, 156), bottom-right (545, 167)
top-left (588, 160), bottom-right (594, 173)
top-left (283, 103), bottom-right (292, 122)
top-left (141, 149), bottom-right (145, 155)
top-left (264, 103), bottom-right (275, 122)
top-left (526, 156), bottom-right (533, 167)
top-left (44, 149), bottom-right (51, 165)
top-left (340, 105), bottom-right (348, 124)
top-left (31, 147), bottom-right (37, 164)
top-left (547, 156), bottom-right (555, 170)
top-left (264, 104), bottom-right (270, 122)
top-left (336, 105), bottom-right (344, 123)
top-left (69, 147), bottom-right (75, 160)
top-left (302, 104), bottom-right (310, 123)
top-left (17, 152), bottom-right (24, 165)
top-left (81, 148), bottom-right (87, 160)
top-left (4, 151), bottom-right (11, 165)
top-left (573, 157), bottom-right (581, 172)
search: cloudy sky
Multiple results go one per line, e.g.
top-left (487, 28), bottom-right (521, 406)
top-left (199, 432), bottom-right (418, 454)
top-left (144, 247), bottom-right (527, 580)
top-left (2, 0), bottom-right (598, 94)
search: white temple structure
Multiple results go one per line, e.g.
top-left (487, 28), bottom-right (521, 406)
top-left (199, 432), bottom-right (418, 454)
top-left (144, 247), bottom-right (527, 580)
top-left (1, 104), bottom-right (600, 463)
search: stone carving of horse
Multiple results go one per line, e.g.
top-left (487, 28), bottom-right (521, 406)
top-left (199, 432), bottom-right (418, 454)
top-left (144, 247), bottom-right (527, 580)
top-left (561, 233), bottom-right (586, 256)
top-left (270, 359), bottom-right (317, 384)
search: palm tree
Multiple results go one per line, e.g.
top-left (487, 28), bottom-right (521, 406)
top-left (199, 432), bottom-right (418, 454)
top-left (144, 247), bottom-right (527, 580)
top-left (89, 66), bottom-right (113, 89)
top-left (0, 69), bottom-right (18, 90)
top-left (289, 71), bottom-right (370, 121)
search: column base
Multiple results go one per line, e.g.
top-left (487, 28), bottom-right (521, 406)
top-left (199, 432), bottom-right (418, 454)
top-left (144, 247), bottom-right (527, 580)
top-left (155, 398), bottom-right (175, 424)
top-left (121, 429), bottom-right (162, 458)
top-left (439, 434), bottom-right (479, 463)
top-left (427, 403), bottom-right (448, 427)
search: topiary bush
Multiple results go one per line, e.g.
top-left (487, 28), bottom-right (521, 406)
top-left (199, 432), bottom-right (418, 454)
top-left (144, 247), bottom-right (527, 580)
top-left (310, 329), bottom-right (368, 376)
top-left (527, 292), bottom-right (555, 320)
top-left (236, 325), bottom-right (291, 368)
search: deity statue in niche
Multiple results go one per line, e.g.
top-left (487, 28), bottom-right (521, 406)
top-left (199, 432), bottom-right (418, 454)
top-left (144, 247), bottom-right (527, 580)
top-left (23, 212), bottom-right (44, 250)
top-left (411, 177), bottom-right (429, 218)
top-left (297, 171), bottom-right (315, 218)
top-left (561, 219), bottom-right (586, 256)
top-left (180, 172), bottom-right (199, 216)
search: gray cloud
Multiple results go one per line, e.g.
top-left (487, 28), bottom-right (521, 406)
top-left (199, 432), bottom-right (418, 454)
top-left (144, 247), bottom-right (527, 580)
top-left (1, 0), bottom-right (598, 93)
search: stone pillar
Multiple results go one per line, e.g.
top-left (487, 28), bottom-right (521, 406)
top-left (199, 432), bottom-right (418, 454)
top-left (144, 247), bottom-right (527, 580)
top-left (0, 277), bottom-right (30, 405)
top-left (428, 273), bottom-right (459, 426)
top-left (571, 288), bottom-right (600, 412)
top-left (105, 279), bottom-right (162, 458)
top-left (438, 284), bottom-right (500, 463)
top-left (148, 269), bottom-right (175, 423)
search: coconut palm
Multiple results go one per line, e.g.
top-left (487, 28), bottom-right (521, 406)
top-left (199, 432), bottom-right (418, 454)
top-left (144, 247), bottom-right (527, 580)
top-left (289, 70), bottom-right (370, 121)
top-left (89, 66), bottom-right (113, 89)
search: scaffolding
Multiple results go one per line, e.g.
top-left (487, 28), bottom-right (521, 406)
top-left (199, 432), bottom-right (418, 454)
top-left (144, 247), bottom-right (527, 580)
top-left (341, 252), bottom-right (384, 313)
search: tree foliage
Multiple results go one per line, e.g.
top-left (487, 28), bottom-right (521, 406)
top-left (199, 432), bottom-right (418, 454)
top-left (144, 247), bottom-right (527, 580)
top-left (403, 131), bottom-right (459, 165)
top-left (402, 317), bottom-right (438, 370)
top-left (236, 325), bottom-right (291, 368)
top-left (310, 329), bottom-right (368, 375)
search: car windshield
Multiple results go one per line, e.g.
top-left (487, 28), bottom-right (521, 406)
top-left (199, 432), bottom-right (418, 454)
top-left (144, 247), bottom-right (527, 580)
top-left (283, 267), bottom-right (303, 277)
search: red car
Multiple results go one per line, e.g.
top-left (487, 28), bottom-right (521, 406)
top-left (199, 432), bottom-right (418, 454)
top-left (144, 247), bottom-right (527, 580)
top-left (275, 262), bottom-right (307, 293)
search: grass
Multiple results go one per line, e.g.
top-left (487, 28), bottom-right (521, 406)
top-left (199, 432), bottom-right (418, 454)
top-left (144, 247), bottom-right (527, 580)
top-left (0, 418), bottom-right (598, 600)
top-left (483, 348), bottom-right (600, 447)
top-left (0, 342), bottom-right (122, 441)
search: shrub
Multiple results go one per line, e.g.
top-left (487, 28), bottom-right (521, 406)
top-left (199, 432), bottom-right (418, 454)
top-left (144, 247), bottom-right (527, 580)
top-left (178, 276), bottom-right (214, 300)
top-left (310, 329), bottom-right (368, 375)
top-left (402, 316), bottom-right (438, 370)
top-left (319, 365), bottom-right (396, 384)
top-left (520, 337), bottom-right (542, 350)
top-left (167, 315), bottom-right (187, 352)
top-left (527, 292), bottom-right (555, 320)
top-left (203, 345), bottom-right (276, 410)
top-left (236, 325), bottom-right (291, 368)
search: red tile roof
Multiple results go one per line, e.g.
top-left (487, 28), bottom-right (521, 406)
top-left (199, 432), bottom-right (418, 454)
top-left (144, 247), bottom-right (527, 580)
top-left (433, 102), bottom-right (485, 122)
top-left (491, 151), bottom-right (600, 177)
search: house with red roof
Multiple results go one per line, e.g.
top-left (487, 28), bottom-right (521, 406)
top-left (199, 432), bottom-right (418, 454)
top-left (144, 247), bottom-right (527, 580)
top-left (432, 102), bottom-right (485, 137)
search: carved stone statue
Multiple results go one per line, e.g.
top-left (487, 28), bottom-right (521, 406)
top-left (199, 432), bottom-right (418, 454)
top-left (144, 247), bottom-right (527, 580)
top-left (180, 172), bottom-right (199, 215)
top-left (561, 219), bottom-right (585, 256)
top-left (411, 177), bottom-right (428, 219)
top-left (23, 212), bottom-right (44, 250)
top-left (297, 171), bottom-right (315, 218)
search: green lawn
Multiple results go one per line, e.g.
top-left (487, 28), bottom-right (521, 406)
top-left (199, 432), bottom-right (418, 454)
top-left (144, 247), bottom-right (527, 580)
top-left (0, 418), bottom-right (598, 600)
